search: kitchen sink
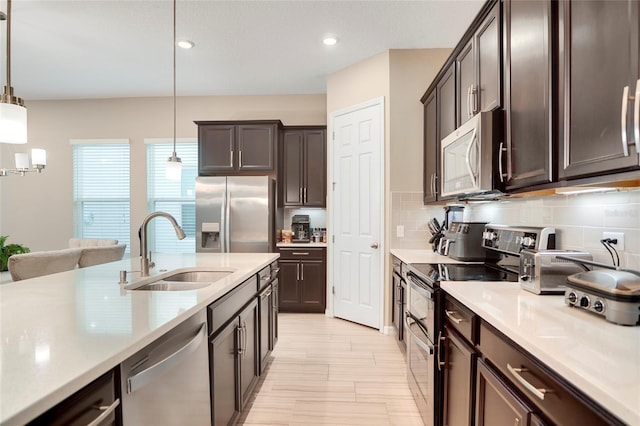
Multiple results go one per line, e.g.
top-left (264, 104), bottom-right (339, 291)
top-left (125, 268), bottom-right (235, 291)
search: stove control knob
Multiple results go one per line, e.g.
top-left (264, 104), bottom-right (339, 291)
top-left (567, 292), bottom-right (577, 304)
top-left (579, 296), bottom-right (590, 308)
top-left (593, 300), bottom-right (604, 313)
top-left (519, 275), bottom-right (530, 282)
top-left (522, 236), bottom-right (535, 247)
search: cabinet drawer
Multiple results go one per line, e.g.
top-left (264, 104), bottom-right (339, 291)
top-left (257, 265), bottom-right (271, 291)
top-left (479, 322), bottom-right (619, 425)
top-left (444, 295), bottom-right (476, 344)
top-left (208, 275), bottom-right (257, 335)
top-left (277, 247), bottom-right (325, 261)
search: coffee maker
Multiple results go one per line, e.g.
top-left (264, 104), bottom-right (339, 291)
top-left (291, 215), bottom-right (310, 243)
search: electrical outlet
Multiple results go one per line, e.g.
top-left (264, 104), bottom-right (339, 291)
top-left (396, 225), bottom-right (405, 238)
top-left (602, 232), bottom-right (625, 250)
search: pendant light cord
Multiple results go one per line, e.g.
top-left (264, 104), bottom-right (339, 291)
top-left (172, 0), bottom-right (177, 154)
top-left (4, 0), bottom-right (12, 93)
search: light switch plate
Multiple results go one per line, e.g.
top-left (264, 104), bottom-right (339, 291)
top-left (396, 225), bottom-right (405, 238)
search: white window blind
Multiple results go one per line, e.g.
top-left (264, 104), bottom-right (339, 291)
top-left (73, 143), bottom-right (130, 253)
top-left (146, 141), bottom-right (197, 253)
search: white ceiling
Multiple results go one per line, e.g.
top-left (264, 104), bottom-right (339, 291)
top-left (1, 0), bottom-right (484, 101)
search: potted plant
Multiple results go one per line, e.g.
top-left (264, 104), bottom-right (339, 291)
top-left (0, 236), bottom-right (30, 272)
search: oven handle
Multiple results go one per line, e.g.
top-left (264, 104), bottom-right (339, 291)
top-left (406, 272), bottom-right (435, 299)
top-left (465, 128), bottom-right (479, 187)
top-left (405, 314), bottom-right (434, 355)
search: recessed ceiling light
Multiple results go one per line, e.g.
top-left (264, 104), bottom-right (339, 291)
top-left (177, 40), bottom-right (195, 49)
top-left (323, 36), bottom-right (338, 46)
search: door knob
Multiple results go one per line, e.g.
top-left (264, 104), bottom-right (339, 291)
top-left (371, 242), bottom-right (379, 249)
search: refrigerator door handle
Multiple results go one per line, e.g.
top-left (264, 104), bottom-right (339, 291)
top-left (220, 195), bottom-right (226, 252)
top-left (225, 191), bottom-right (231, 253)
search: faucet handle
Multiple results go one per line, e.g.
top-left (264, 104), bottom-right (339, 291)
top-left (119, 270), bottom-right (128, 284)
top-left (148, 251), bottom-right (155, 269)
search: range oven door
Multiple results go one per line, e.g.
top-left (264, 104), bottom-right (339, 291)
top-left (406, 271), bottom-right (436, 340)
top-left (406, 313), bottom-right (435, 426)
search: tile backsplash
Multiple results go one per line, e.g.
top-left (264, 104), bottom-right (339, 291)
top-left (390, 189), bottom-right (640, 269)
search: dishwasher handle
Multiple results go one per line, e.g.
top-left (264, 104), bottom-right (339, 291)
top-left (86, 398), bottom-right (120, 426)
top-left (127, 322), bottom-right (207, 393)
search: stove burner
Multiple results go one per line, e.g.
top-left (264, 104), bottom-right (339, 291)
top-left (408, 263), bottom-right (518, 286)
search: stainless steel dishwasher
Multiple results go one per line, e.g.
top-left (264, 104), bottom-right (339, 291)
top-left (120, 310), bottom-right (211, 425)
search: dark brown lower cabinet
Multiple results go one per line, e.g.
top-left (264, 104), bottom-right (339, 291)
top-left (278, 247), bottom-right (326, 313)
top-left (210, 299), bottom-right (259, 426)
top-left (27, 369), bottom-right (120, 426)
top-left (442, 326), bottom-right (476, 426)
top-left (475, 358), bottom-right (532, 426)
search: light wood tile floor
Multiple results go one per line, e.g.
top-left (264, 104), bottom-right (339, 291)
top-left (238, 313), bottom-right (424, 426)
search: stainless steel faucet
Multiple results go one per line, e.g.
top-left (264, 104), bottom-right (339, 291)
top-left (140, 212), bottom-right (186, 276)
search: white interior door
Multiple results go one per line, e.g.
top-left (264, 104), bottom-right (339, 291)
top-left (330, 98), bottom-right (384, 330)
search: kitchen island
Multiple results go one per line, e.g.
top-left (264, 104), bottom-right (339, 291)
top-left (0, 252), bottom-right (278, 425)
top-left (442, 281), bottom-right (640, 426)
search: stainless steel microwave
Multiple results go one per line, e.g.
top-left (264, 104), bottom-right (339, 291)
top-left (440, 110), bottom-right (503, 198)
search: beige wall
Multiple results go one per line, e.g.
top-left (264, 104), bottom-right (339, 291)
top-left (389, 49), bottom-right (451, 192)
top-left (0, 94), bottom-right (326, 255)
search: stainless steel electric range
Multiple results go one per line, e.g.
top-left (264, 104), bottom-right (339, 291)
top-left (404, 224), bottom-right (556, 426)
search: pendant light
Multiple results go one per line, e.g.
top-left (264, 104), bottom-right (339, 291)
top-left (166, 0), bottom-right (182, 180)
top-left (0, 0), bottom-right (28, 145)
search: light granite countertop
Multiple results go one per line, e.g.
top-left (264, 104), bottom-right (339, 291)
top-left (442, 281), bottom-right (640, 426)
top-left (0, 252), bottom-right (278, 425)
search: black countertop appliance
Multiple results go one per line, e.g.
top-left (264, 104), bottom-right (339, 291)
top-left (291, 215), bottom-right (310, 243)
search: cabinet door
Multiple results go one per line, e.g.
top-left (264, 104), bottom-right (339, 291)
top-left (304, 129), bottom-right (327, 207)
top-left (559, 0), bottom-right (640, 179)
top-left (504, 0), bottom-right (553, 190)
top-left (475, 359), bottom-right (532, 426)
top-left (237, 124), bottom-right (276, 171)
top-left (457, 40), bottom-right (476, 126)
top-left (199, 125), bottom-right (235, 174)
top-left (476, 2), bottom-right (501, 113)
top-left (442, 327), bottom-right (476, 426)
top-left (299, 260), bottom-right (326, 313)
top-left (423, 91), bottom-right (439, 204)
top-left (210, 319), bottom-right (240, 426)
top-left (438, 63), bottom-right (457, 140)
top-left (283, 130), bottom-right (304, 205)
top-left (278, 261), bottom-right (300, 310)
top-left (238, 299), bottom-right (259, 410)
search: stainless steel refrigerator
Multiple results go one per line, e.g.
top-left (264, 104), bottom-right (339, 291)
top-left (196, 176), bottom-right (275, 253)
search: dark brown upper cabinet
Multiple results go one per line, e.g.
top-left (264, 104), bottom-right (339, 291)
top-left (456, 1), bottom-right (501, 127)
top-left (503, 0), bottom-right (554, 190)
top-left (558, 0), bottom-right (640, 180)
top-left (438, 63), bottom-right (457, 141)
top-left (281, 127), bottom-right (326, 207)
top-left (423, 91), bottom-right (439, 204)
top-left (196, 121), bottom-right (281, 176)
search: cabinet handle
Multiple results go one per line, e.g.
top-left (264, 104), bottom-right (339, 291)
top-left (242, 321), bottom-right (248, 359)
top-left (429, 174), bottom-right (434, 196)
top-left (445, 310), bottom-right (464, 324)
top-left (296, 263), bottom-right (300, 280)
top-left (437, 330), bottom-right (445, 372)
top-left (87, 398), bottom-right (120, 426)
top-left (239, 150), bottom-right (243, 167)
top-left (507, 363), bottom-right (553, 401)
top-left (304, 187), bottom-right (307, 203)
top-left (498, 142), bottom-right (507, 183)
top-left (467, 86), bottom-right (473, 118)
top-left (237, 324), bottom-right (244, 357)
top-left (634, 79), bottom-right (639, 152)
top-left (300, 263), bottom-right (304, 281)
top-left (292, 252), bottom-right (309, 256)
top-left (299, 187), bottom-right (303, 202)
top-left (230, 150), bottom-right (234, 167)
top-left (622, 86), bottom-right (631, 157)
top-left (471, 84), bottom-right (478, 115)
top-left (433, 173), bottom-right (438, 195)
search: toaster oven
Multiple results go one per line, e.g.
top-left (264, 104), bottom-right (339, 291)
top-left (519, 249), bottom-right (592, 295)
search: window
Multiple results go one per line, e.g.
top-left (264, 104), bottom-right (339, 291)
top-left (146, 139), bottom-right (197, 253)
top-left (72, 140), bottom-right (130, 253)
